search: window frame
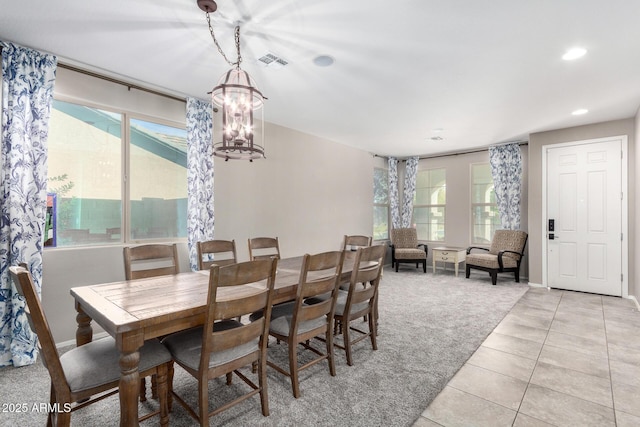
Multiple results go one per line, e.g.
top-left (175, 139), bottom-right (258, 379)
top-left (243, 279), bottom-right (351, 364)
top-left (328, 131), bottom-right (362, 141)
top-left (412, 167), bottom-right (446, 242)
top-left (373, 166), bottom-right (390, 241)
top-left (46, 95), bottom-right (188, 248)
top-left (470, 162), bottom-right (500, 245)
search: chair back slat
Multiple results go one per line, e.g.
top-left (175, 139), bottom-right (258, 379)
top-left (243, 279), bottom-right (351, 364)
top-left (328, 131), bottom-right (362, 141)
top-left (123, 244), bottom-right (179, 280)
top-left (210, 319), bottom-right (265, 352)
top-left (197, 239), bottom-right (237, 270)
top-left (248, 237), bottom-right (280, 261)
top-left (342, 235), bottom-right (372, 251)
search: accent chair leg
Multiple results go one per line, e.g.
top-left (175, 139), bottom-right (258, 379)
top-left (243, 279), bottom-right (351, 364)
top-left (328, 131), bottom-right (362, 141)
top-left (515, 268), bottom-right (520, 283)
top-left (490, 271), bottom-right (497, 286)
top-left (465, 265), bottom-right (471, 278)
top-left (422, 260), bottom-right (426, 273)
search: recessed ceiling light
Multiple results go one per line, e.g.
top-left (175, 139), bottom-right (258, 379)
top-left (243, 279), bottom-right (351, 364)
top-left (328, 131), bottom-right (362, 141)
top-left (430, 136), bottom-right (444, 141)
top-left (313, 55), bottom-right (334, 67)
top-left (562, 47), bottom-right (587, 61)
top-left (431, 128), bottom-right (444, 133)
top-left (572, 108), bottom-right (589, 115)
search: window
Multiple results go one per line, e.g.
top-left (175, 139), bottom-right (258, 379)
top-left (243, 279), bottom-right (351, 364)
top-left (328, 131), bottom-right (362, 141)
top-left (471, 163), bottom-right (500, 244)
top-left (45, 99), bottom-right (187, 247)
top-left (373, 167), bottom-right (389, 240)
top-left (413, 168), bottom-right (446, 241)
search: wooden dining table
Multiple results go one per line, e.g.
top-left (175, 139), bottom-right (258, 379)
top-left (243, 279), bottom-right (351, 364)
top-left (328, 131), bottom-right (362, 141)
top-left (70, 255), bottom-right (361, 426)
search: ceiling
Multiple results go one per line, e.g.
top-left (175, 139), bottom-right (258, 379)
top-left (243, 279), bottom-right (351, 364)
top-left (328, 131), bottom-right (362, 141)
top-left (2, 0), bottom-right (640, 157)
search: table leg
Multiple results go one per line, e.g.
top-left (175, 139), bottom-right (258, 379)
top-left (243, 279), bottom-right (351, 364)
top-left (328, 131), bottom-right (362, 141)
top-left (454, 261), bottom-right (459, 277)
top-left (75, 302), bottom-right (93, 346)
top-left (118, 333), bottom-right (144, 426)
top-left (432, 257), bottom-right (436, 274)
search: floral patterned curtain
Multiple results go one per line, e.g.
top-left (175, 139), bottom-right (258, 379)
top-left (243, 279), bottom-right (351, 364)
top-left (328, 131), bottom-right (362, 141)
top-left (186, 97), bottom-right (214, 271)
top-left (401, 157), bottom-right (419, 227)
top-left (388, 157), bottom-right (401, 229)
top-left (0, 42), bottom-right (57, 367)
top-left (489, 143), bottom-right (522, 230)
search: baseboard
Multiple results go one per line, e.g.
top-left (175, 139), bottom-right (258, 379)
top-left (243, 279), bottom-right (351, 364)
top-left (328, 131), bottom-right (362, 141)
top-left (527, 282), bottom-right (546, 288)
top-left (56, 331), bottom-right (109, 349)
top-left (629, 295), bottom-right (640, 311)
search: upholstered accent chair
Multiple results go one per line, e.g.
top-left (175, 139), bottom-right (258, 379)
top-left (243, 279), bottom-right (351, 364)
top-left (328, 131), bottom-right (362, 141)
top-left (465, 230), bottom-right (528, 285)
top-left (389, 228), bottom-right (428, 273)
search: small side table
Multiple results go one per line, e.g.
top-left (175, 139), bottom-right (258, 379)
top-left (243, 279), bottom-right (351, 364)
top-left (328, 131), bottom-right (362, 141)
top-left (432, 247), bottom-right (467, 277)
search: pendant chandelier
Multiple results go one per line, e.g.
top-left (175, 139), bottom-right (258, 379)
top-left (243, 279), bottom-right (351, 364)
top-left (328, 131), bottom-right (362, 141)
top-left (198, 0), bottom-right (266, 161)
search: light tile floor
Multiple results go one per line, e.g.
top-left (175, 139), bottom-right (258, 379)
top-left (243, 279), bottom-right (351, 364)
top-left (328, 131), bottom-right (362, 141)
top-left (414, 286), bottom-right (640, 427)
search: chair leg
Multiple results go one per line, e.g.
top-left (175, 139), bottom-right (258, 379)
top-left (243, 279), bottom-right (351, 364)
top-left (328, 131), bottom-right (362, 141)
top-left (395, 262), bottom-right (399, 272)
top-left (289, 340), bottom-right (301, 398)
top-left (465, 265), bottom-right (471, 278)
top-left (198, 376), bottom-right (209, 427)
top-left (422, 260), bottom-right (426, 273)
top-left (343, 320), bottom-right (353, 366)
top-left (151, 374), bottom-right (158, 399)
top-left (259, 352), bottom-right (270, 416)
top-left (139, 377), bottom-right (147, 402)
top-left (327, 326), bottom-right (336, 377)
top-left (369, 311), bottom-right (378, 351)
top-left (156, 364), bottom-right (169, 427)
top-left (515, 267), bottom-right (520, 283)
top-left (167, 361), bottom-right (174, 411)
top-left (490, 271), bottom-right (497, 286)
top-left (47, 384), bottom-right (55, 427)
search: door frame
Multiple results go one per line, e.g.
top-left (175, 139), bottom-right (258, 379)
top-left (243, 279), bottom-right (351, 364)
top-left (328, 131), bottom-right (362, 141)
top-left (541, 135), bottom-right (628, 297)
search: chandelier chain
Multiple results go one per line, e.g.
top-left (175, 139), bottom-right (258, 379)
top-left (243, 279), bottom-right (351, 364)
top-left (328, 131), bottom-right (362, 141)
top-left (206, 12), bottom-right (242, 68)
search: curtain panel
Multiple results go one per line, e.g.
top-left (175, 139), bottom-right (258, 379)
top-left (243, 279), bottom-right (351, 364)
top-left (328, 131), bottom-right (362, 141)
top-left (0, 42), bottom-right (57, 367)
top-left (401, 157), bottom-right (419, 228)
top-left (489, 143), bottom-right (522, 230)
top-left (186, 97), bottom-right (215, 271)
top-left (388, 157), bottom-right (401, 229)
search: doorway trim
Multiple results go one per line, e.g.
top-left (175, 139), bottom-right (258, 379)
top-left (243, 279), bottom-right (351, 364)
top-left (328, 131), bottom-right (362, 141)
top-left (541, 135), bottom-right (628, 297)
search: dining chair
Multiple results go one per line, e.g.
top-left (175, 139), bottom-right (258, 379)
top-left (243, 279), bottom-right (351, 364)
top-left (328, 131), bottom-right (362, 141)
top-left (197, 239), bottom-right (237, 270)
top-left (123, 243), bottom-right (179, 400)
top-left (333, 244), bottom-right (385, 366)
top-left (266, 250), bottom-right (345, 398)
top-left (342, 235), bottom-right (372, 252)
top-left (9, 265), bottom-right (172, 427)
top-left (248, 237), bottom-right (280, 260)
top-left (162, 258), bottom-right (278, 425)
top-left (123, 243), bottom-right (179, 280)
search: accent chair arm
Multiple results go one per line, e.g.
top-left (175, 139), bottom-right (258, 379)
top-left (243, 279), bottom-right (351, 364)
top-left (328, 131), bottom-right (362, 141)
top-left (417, 243), bottom-right (428, 256)
top-left (497, 250), bottom-right (523, 269)
top-left (467, 246), bottom-right (490, 255)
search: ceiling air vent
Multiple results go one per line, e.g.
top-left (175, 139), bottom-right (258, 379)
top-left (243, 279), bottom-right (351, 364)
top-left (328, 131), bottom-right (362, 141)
top-left (257, 53), bottom-right (288, 69)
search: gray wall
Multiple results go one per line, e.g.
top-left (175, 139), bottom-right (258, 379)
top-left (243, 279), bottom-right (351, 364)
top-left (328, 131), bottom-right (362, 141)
top-left (528, 118), bottom-right (636, 299)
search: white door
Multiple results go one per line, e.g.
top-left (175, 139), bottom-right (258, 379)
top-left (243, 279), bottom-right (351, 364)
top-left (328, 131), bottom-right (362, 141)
top-left (546, 138), bottom-right (623, 296)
